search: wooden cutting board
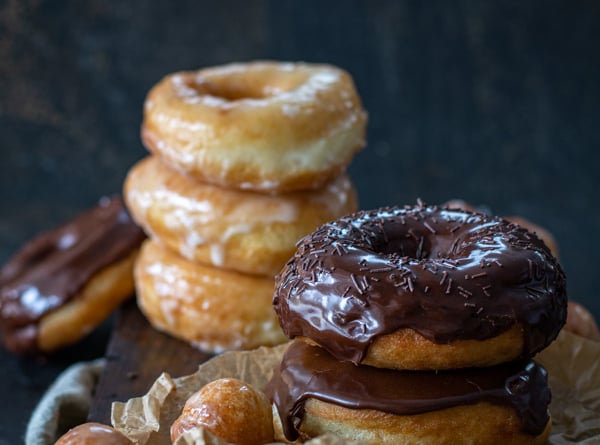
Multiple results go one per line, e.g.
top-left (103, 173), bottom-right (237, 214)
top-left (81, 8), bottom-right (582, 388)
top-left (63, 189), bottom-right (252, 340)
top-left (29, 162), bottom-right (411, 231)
top-left (87, 299), bottom-right (213, 425)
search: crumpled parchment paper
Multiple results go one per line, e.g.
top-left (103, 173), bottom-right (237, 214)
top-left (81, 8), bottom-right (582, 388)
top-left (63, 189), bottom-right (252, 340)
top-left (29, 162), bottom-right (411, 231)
top-left (112, 331), bottom-right (600, 445)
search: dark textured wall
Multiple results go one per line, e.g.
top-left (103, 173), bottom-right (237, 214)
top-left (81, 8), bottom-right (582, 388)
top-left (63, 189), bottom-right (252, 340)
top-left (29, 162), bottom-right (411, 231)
top-left (1, 1), bottom-right (599, 442)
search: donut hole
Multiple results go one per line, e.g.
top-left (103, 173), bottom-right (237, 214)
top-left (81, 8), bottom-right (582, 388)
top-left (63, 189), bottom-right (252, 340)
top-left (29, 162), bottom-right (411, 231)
top-left (371, 224), bottom-right (437, 261)
top-left (378, 236), bottom-right (433, 260)
top-left (369, 220), bottom-right (466, 262)
top-left (180, 68), bottom-right (311, 102)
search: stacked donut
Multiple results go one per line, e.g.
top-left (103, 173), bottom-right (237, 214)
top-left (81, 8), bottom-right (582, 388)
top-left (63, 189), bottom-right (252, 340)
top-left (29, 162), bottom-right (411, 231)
top-left (268, 203), bottom-right (568, 444)
top-left (124, 61), bottom-right (367, 352)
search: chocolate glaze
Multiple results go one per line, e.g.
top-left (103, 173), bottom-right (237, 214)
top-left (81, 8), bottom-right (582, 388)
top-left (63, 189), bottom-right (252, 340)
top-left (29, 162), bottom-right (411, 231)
top-left (274, 204), bottom-right (567, 364)
top-left (266, 340), bottom-right (551, 440)
top-left (0, 196), bottom-right (145, 354)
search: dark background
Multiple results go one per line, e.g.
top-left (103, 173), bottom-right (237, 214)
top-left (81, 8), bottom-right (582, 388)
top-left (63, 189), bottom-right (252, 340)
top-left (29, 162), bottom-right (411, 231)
top-left (1, 1), bottom-right (599, 443)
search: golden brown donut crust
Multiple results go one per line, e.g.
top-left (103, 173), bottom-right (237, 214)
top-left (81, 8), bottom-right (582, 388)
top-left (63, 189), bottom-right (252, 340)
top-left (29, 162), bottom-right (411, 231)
top-left (54, 422), bottom-right (133, 445)
top-left (38, 250), bottom-right (138, 352)
top-left (125, 156), bottom-right (357, 276)
top-left (142, 61), bottom-right (367, 192)
top-left (565, 301), bottom-right (600, 341)
top-left (171, 378), bottom-right (274, 445)
top-left (357, 324), bottom-right (525, 370)
top-left (135, 240), bottom-right (286, 353)
top-left (291, 398), bottom-right (551, 445)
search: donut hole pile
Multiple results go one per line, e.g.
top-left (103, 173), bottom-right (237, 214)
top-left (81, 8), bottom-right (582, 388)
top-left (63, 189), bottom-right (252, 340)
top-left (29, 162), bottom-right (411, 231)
top-left (124, 61), bottom-right (366, 353)
top-left (268, 203), bottom-right (568, 444)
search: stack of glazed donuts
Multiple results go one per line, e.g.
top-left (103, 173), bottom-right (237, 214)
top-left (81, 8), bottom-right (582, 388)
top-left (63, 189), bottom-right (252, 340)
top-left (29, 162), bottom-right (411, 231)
top-left (124, 61), bottom-right (367, 352)
top-left (268, 203), bottom-right (568, 444)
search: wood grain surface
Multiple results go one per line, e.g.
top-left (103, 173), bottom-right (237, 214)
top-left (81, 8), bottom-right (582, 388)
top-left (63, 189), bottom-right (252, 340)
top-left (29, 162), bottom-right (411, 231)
top-left (87, 300), bottom-right (212, 425)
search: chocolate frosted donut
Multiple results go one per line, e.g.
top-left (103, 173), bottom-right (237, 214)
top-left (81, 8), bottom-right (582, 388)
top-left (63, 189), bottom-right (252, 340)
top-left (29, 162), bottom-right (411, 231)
top-left (0, 196), bottom-right (145, 354)
top-left (266, 340), bottom-right (551, 444)
top-left (274, 203), bottom-right (567, 369)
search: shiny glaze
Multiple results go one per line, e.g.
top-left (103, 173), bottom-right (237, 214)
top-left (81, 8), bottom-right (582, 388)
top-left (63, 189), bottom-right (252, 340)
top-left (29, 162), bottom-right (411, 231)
top-left (266, 340), bottom-right (551, 440)
top-left (142, 61), bottom-right (367, 193)
top-left (0, 196), bottom-right (145, 354)
top-left (274, 204), bottom-right (567, 364)
top-left (54, 422), bottom-right (133, 445)
top-left (125, 156), bottom-right (357, 274)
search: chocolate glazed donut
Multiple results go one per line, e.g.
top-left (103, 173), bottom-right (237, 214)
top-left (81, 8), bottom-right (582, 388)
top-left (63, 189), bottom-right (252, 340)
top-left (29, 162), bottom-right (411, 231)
top-left (0, 196), bottom-right (145, 354)
top-left (266, 340), bottom-right (551, 441)
top-left (274, 204), bottom-right (568, 365)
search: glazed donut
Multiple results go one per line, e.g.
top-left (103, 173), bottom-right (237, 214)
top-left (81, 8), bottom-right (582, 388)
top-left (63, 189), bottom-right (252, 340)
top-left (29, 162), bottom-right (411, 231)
top-left (274, 204), bottom-right (568, 369)
top-left (171, 378), bottom-right (274, 445)
top-left (141, 61), bottom-right (367, 192)
top-left (565, 301), bottom-right (600, 341)
top-left (266, 340), bottom-right (552, 445)
top-left (0, 196), bottom-right (145, 355)
top-left (54, 422), bottom-right (133, 445)
top-left (135, 239), bottom-right (286, 352)
top-left (125, 156), bottom-right (357, 276)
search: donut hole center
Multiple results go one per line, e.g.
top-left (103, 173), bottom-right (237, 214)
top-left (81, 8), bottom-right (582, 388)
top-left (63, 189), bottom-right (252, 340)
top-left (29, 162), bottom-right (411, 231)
top-left (378, 236), bottom-right (434, 260)
top-left (373, 223), bottom-right (455, 261)
top-left (185, 69), bottom-right (311, 101)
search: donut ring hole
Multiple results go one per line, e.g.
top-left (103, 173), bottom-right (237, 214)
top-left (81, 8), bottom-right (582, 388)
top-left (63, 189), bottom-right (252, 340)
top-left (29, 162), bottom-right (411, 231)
top-left (176, 68), bottom-right (311, 102)
top-left (368, 220), bottom-right (456, 262)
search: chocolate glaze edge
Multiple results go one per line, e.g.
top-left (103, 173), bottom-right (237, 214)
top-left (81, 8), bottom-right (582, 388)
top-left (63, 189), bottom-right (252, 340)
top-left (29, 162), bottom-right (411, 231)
top-left (0, 195), bottom-right (146, 354)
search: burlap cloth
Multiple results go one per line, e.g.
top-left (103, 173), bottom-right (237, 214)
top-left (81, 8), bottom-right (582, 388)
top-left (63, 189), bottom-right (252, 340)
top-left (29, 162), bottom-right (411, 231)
top-left (25, 359), bottom-right (105, 445)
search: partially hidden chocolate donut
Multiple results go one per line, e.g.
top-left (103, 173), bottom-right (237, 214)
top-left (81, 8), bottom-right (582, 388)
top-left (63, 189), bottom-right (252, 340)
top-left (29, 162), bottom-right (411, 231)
top-left (274, 203), bottom-right (568, 369)
top-left (266, 339), bottom-right (551, 444)
top-left (0, 196), bottom-right (145, 354)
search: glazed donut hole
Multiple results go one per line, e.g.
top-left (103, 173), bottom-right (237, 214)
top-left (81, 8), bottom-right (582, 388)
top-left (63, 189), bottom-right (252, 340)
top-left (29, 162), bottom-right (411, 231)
top-left (54, 422), bottom-right (133, 445)
top-left (171, 378), bottom-right (274, 445)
